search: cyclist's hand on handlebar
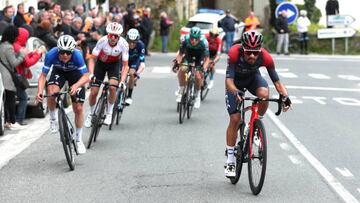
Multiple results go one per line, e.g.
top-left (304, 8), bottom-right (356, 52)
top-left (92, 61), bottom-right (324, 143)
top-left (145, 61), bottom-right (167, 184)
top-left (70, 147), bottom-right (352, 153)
top-left (281, 95), bottom-right (292, 112)
top-left (69, 84), bottom-right (80, 96)
top-left (36, 92), bottom-right (44, 102)
top-left (235, 90), bottom-right (244, 103)
top-left (172, 59), bottom-right (179, 73)
top-left (89, 74), bottom-right (96, 82)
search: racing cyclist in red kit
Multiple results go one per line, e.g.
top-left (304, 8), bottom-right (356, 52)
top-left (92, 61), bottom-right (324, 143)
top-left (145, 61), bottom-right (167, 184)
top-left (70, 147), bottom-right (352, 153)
top-left (204, 27), bottom-right (222, 89)
top-left (224, 30), bottom-right (292, 177)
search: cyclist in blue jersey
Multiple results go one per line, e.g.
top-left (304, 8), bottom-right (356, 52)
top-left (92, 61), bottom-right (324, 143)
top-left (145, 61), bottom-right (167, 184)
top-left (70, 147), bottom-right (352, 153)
top-left (125, 28), bottom-right (145, 105)
top-left (36, 35), bottom-right (89, 154)
top-left (174, 26), bottom-right (210, 109)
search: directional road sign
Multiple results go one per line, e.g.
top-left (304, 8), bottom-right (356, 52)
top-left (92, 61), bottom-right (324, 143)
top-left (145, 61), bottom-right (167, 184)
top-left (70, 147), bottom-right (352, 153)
top-left (275, 2), bottom-right (298, 24)
top-left (328, 15), bottom-right (356, 27)
top-left (317, 28), bottom-right (357, 39)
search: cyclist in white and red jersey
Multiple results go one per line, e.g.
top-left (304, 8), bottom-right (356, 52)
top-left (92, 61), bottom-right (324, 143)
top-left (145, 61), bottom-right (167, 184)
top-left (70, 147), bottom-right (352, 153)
top-left (204, 27), bottom-right (222, 89)
top-left (84, 22), bottom-right (129, 127)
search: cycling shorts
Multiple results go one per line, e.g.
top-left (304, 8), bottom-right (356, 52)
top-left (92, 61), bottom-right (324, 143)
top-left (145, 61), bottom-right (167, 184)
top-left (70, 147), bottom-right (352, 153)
top-left (47, 69), bottom-right (86, 103)
top-left (225, 73), bottom-right (268, 115)
top-left (209, 50), bottom-right (218, 60)
top-left (92, 60), bottom-right (121, 87)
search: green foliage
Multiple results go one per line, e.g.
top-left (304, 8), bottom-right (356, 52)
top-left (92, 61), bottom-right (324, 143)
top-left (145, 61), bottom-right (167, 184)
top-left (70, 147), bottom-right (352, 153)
top-left (295, 3), bottom-right (321, 24)
top-left (269, 0), bottom-right (277, 28)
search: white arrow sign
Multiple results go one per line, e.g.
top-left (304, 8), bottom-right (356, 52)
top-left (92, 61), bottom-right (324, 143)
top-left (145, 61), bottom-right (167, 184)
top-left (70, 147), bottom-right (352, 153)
top-left (286, 9), bottom-right (295, 19)
top-left (317, 28), bottom-right (356, 39)
top-left (328, 15), bottom-right (355, 26)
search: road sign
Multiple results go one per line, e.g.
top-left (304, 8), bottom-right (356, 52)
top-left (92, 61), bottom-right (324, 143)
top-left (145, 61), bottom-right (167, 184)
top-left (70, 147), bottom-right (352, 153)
top-left (275, 2), bottom-right (298, 24)
top-left (317, 28), bottom-right (356, 39)
top-left (328, 15), bottom-right (356, 27)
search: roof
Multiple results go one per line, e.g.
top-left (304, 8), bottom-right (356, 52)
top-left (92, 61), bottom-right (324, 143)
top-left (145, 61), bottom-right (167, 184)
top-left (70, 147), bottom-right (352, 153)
top-left (188, 13), bottom-right (223, 24)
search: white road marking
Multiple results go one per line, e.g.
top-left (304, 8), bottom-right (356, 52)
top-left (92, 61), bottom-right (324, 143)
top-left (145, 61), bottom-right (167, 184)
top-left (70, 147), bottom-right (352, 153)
top-left (274, 57), bottom-right (296, 61)
top-left (216, 69), bottom-right (226, 74)
top-left (152, 67), bottom-right (171, 74)
top-left (333, 98), bottom-right (360, 106)
top-left (357, 188), bottom-right (360, 194)
top-left (335, 168), bottom-right (354, 178)
top-left (288, 155), bottom-right (301, 165)
top-left (280, 142), bottom-right (291, 151)
top-left (276, 68), bottom-right (289, 72)
top-left (302, 96), bottom-right (327, 105)
top-left (308, 73), bottom-right (331, 79)
top-left (338, 75), bottom-right (360, 81)
top-left (279, 72), bottom-right (298, 78)
top-left (267, 109), bottom-right (358, 203)
top-left (270, 85), bottom-right (360, 92)
top-left (271, 132), bottom-right (281, 139)
top-left (309, 58), bottom-right (330, 61)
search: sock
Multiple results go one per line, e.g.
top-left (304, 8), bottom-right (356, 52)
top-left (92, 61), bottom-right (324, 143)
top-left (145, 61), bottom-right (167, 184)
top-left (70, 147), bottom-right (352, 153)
top-left (210, 72), bottom-right (215, 80)
top-left (226, 146), bottom-right (235, 164)
top-left (107, 102), bottom-right (114, 114)
top-left (90, 105), bottom-right (95, 114)
top-left (179, 86), bottom-right (185, 94)
top-left (197, 91), bottom-right (200, 98)
top-left (50, 109), bottom-right (57, 121)
top-left (128, 88), bottom-right (133, 98)
top-left (76, 128), bottom-right (83, 141)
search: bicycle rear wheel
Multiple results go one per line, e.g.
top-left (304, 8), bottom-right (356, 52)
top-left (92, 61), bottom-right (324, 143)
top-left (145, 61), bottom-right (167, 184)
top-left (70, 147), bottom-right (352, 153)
top-left (109, 91), bottom-right (121, 130)
top-left (58, 109), bottom-right (75, 170)
top-left (187, 79), bottom-right (194, 119)
top-left (179, 92), bottom-right (187, 124)
top-left (87, 96), bottom-right (105, 148)
top-left (200, 71), bottom-right (210, 101)
top-left (248, 119), bottom-right (267, 195)
top-left (116, 91), bottom-right (126, 125)
top-left (230, 123), bottom-right (246, 184)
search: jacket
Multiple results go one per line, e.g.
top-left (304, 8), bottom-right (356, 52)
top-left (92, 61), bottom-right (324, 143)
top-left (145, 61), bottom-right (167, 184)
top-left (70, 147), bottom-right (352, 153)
top-left (275, 16), bottom-right (289, 33)
top-left (0, 42), bottom-right (26, 91)
top-left (13, 27), bottom-right (42, 79)
top-left (221, 15), bottom-right (237, 32)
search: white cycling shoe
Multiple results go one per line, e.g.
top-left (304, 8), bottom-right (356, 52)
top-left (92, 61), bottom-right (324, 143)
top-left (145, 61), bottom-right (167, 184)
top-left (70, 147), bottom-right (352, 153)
top-left (207, 80), bottom-right (214, 89)
top-left (84, 113), bottom-right (92, 128)
top-left (194, 97), bottom-right (201, 109)
top-left (76, 140), bottom-right (86, 154)
top-left (103, 113), bottom-right (112, 126)
top-left (224, 162), bottom-right (236, 178)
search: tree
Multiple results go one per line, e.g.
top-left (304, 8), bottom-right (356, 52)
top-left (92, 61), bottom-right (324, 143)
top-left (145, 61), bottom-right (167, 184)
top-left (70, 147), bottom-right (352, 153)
top-left (269, 0), bottom-right (277, 28)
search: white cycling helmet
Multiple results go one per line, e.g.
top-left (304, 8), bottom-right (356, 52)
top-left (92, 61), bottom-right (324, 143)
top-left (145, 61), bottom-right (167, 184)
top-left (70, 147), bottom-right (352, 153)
top-left (126, 28), bottom-right (140, 41)
top-left (57, 35), bottom-right (76, 51)
top-left (106, 22), bottom-right (123, 35)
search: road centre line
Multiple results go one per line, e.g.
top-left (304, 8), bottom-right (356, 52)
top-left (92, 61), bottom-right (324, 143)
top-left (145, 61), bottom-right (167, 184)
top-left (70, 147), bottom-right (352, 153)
top-left (288, 155), bottom-right (301, 165)
top-left (267, 109), bottom-right (359, 203)
top-left (269, 85), bottom-right (360, 92)
top-left (335, 168), bottom-right (354, 178)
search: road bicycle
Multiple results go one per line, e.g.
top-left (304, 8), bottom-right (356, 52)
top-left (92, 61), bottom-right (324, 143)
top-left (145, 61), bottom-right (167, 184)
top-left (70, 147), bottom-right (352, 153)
top-left (200, 63), bottom-right (212, 101)
top-left (44, 91), bottom-right (78, 170)
top-left (109, 74), bottom-right (130, 130)
top-left (178, 59), bottom-right (196, 124)
top-left (87, 80), bottom-right (119, 149)
top-left (228, 95), bottom-right (283, 195)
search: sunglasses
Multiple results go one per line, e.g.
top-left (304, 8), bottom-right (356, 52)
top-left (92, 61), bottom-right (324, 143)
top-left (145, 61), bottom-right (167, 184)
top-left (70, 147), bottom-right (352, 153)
top-left (128, 40), bottom-right (138, 44)
top-left (59, 50), bottom-right (73, 56)
top-left (190, 37), bottom-right (200, 41)
top-left (243, 49), bottom-right (261, 56)
top-left (108, 34), bottom-right (120, 39)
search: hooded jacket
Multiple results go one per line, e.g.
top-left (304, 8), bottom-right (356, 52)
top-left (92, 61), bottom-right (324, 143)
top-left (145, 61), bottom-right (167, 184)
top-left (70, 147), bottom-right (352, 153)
top-left (13, 27), bottom-right (42, 79)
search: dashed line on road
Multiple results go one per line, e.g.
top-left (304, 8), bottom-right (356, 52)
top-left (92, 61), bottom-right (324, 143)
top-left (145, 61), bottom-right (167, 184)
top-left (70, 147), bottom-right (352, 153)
top-left (279, 142), bottom-right (291, 151)
top-left (267, 109), bottom-right (359, 203)
top-left (338, 75), bottom-right (360, 81)
top-left (335, 168), bottom-right (354, 178)
top-left (215, 69), bottom-right (226, 74)
top-left (152, 67), bottom-right (171, 74)
top-left (270, 85), bottom-right (360, 92)
top-left (288, 155), bottom-right (301, 165)
top-left (278, 72), bottom-right (298, 78)
top-left (271, 132), bottom-right (282, 139)
top-left (308, 73), bottom-right (331, 79)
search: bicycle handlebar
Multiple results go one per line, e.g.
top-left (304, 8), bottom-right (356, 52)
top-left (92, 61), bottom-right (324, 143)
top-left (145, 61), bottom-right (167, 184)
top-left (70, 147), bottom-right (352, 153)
top-left (239, 96), bottom-right (283, 116)
top-left (87, 79), bottom-right (120, 89)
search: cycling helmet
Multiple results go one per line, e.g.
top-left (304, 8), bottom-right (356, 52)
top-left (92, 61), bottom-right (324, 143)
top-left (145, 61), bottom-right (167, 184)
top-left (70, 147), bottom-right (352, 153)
top-left (241, 30), bottom-right (263, 50)
top-left (106, 22), bottom-right (123, 35)
top-left (126, 28), bottom-right (140, 41)
top-left (209, 27), bottom-right (219, 37)
top-left (190, 26), bottom-right (201, 39)
top-left (57, 35), bottom-right (76, 51)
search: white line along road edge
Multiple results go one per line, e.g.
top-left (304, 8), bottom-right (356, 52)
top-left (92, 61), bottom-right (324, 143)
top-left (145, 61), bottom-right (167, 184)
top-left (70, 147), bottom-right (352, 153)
top-left (267, 109), bottom-right (359, 203)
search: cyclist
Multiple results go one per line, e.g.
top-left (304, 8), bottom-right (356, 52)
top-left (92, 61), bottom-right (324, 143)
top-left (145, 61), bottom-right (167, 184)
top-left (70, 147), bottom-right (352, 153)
top-left (36, 35), bottom-right (89, 154)
top-left (204, 27), bottom-right (222, 89)
top-left (224, 30), bottom-right (292, 177)
top-left (84, 22), bottom-right (129, 127)
top-left (124, 28), bottom-right (145, 105)
top-left (174, 26), bottom-right (210, 109)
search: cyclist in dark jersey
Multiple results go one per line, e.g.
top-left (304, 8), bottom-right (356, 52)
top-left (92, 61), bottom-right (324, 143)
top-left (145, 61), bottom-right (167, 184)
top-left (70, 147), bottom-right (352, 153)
top-left (125, 28), bottom-right (145, 105)
top-left (36, 35), bottom-right (89, 154)
top-left (174, 26), bottom-right (210, 109)
top-left (204, 27), bottom-right (222, 89)
top-left (224, 30), bottom-right (292, 177)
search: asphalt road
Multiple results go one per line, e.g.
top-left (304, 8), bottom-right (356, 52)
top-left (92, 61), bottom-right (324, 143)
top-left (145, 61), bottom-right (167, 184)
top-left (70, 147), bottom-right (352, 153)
top-left (0, 53), bottom-right (359, 202)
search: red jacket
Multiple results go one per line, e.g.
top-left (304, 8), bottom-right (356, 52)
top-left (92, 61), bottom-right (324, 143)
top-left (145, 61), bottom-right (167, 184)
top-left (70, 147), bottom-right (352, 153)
top-left (13, 28), bottom-right (42, 79)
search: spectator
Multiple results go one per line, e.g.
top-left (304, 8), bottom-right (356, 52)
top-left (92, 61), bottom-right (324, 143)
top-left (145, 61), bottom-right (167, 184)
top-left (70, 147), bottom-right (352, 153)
top-left (13, 27), bottom-right (45, 125)
top-left (160, 11), bottom-right (173, 53)
top-left (91, 17), bottom-right (105, 36)
top-left (0, 5), bottom-right (15, 35)
top-left (297, 10), bottom-right (311, 55)
top-left (275, 10), bottom-right (289, 55)
top-left (244, 11), bottom-right (260, 32)
top-left (123, 3), bottom-right (136, 32)
top-left (75, 5), bottom-right (86, 21)
top-left (24, 6), bottom-right (35, 25)
top-left (35, 20), bottom-right (57, 48)
top-left (54, 14), bottom-right (73, 37)
top-left (326, 0), bottom-right (339, 28)
top-left (220, 9), bottom-right (237, 53)
top-left (71, 17), bottom-right (83, 37)
top-left (14, 3), bottom-right (26, 27)
top-left (0, 25), bottom-right (28, 129)
top-left (113, 13), bottom-right (124, 27)
top-left (141, 7), bottom-right (153, 56)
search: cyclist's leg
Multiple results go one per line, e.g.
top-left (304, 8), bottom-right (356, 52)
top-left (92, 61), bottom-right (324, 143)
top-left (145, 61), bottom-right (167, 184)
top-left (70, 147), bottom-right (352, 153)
top-left (127, 67), bottom-right (137, 99)
top-left (47, 69), bottom-right (65, 121)
top-left (176, 60), bottom-right (187, 101)
top-left (248, 73), bottom-right (269, 116)
top-left (89, 60), bottom-right (106, 114)
top-left (107, 61), bottom-right (120, 114)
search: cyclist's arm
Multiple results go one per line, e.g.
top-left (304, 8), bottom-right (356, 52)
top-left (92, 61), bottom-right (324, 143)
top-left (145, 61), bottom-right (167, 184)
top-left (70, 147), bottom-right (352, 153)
top-left (203, 56), bottom-right (210, 70)
top-left (137, 62), bottom-right (145, 75)
top-left (225, 63), bottom-right (239, 95)
top-left (274, 80), bottom-right (288, 97)
top-left (213, 37), bottom-right (222, 63)
top-left (87, 57), bottom-right (96, 75)
top-left (202, 39), bottom-right (210, 69)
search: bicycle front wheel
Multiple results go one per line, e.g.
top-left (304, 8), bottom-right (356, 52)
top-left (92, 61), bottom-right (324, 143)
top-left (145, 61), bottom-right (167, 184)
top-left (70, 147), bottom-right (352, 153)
top-left (116, 91), bottom-right (126, 125)
top-left (186, 79), bottom-right (194, 119)
top-left (230, 123), bottom-right (246, 184)
top-left (200, 71), bottom-right (210, 101)
top-left (179, 92), bottom-right (187, 124)
top-left (109, 91), bottom-right (121, 130)
top-left (58, 109), bottom-right (75, 170)
top-left (87, 96), bottom-right (105, 148)
top-left (248, 119), bottom-right (267, 195)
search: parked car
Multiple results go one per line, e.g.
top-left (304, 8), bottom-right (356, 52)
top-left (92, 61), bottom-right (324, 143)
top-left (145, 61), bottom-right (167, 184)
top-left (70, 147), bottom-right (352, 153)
top-left (0, 72), bottom-right (5, 135)
top-left (180, 9), bottom-right (245, 51)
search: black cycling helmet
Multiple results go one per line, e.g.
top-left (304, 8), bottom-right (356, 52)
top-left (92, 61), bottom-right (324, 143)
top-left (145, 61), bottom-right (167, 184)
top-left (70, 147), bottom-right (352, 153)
top-left (241, 30), bottom-right (263, 50)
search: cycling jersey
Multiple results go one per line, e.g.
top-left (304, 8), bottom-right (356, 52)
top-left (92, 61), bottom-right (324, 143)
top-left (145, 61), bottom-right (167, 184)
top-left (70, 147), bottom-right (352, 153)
top-left (128, 40), bottom-right (145, 69)
top-left (179, 35), bottom-right (209, 69)
top-left (92, 36), bottom-right (129, 63)
top-left (205, 33), bottom-right (222, 55)
top-left (42, 47), bottom-right (88, 75)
